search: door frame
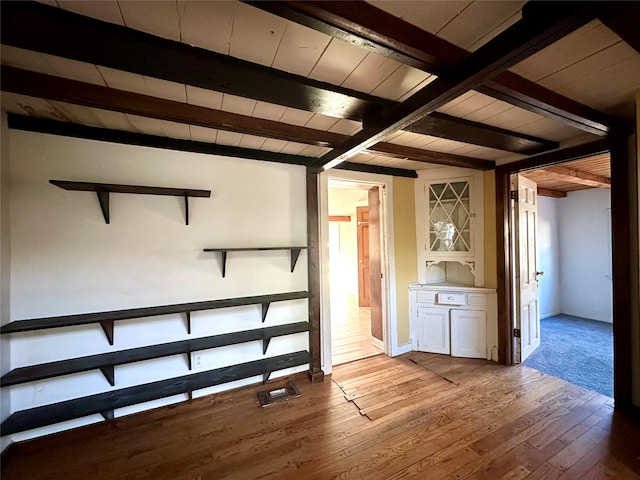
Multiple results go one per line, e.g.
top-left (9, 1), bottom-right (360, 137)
top-left (318, 170), bottom-right (397, 375)
top-left (495, 137), bottom-right (636, 409)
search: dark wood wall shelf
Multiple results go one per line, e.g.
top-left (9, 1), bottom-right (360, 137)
top-left (0, 350), bottom-right (311, 436)
top-left (49, 180), bottom-right (211, 225)
top-left (0, 291), bottom-right (310, 345)
top-left (203, 247), bottom-right (308, 277)
top-left (1, 322), bottom-right (310, 387)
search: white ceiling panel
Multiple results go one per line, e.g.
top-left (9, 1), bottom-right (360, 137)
top-left (271, 22), bottom-right (331, 77)
top-left (118, 1), bottom-right (181, 42)
top-left (177, 0), bottom-right (235, 55)
top-left (261, 138), bottom-right (290, 153)
top-left (229, 2), bottom-right (286, 67)
top-left (238, 134), bottom-right (267, 150)
top-left (216, 130), bottom-right (244, 147)
top-left (220, 94), bottom-right (257, 117)
top-left (251, 102), bottom-right (287, 122)
top-left (1, 46), bottom-right (58, 76)
top-left (58, 1), bottom-right (124, 26)
top-left (438, 1), bottom-right (524, 51)
top-left (328, 119), bottom-right (361, 136)
top-left (511, 20), bottom-right (619, 82)
top-left (188, 125), bottom-right (218, 143)
top-left (185, 86), bottom-right (223, 110)
top-left (370, 65), bottom-right (432, 101)
top-left (96, 66), bottom-right (149, 96)
top-left (341, 54), bottom-right (402, 94)
top-left (367, 1), bottom-right (472, 37)
top-left (143, 77), bottom-right (187, 103)
top-left (308, 38), bottom-right (369, 86)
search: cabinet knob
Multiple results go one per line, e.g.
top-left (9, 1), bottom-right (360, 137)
top-left (536, 271), bottom-right (544, 277)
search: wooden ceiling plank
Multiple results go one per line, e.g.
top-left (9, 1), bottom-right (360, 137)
top-left (1, 66), bottom-right (487, 170)
top-left (540, 164), bottom-right (611, 188)
top-left (309, 2), bottom-right (601, 171)
top-left (537, 187), bottom-right (567, 198)
top-left (406, 111), bottom-right (558, 155)
top-left (496, 139), bottom-right (610, 174)
top-left (6, 113), bottom-right (418, 178)
top-left (599, 2), bottom-right (640, 55)
top-left (249, 0), bottom-right (628, 136)
top-left (0, 1), bottom-right (382, 122)
top-left (1, 2), bottom-right (564, 156)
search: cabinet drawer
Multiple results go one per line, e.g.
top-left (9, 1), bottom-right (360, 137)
top-left (416, 290), bottom-right (437, 304)
top-left (467, 294), bottom-right (487, 308)
top-left (437, 292), bottom-right (465, 305)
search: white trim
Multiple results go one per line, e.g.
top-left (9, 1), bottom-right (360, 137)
top-left (392, 343), bottom-right (413, 356)
top-left (540, 311), bottom-right (561, 320)
top-left (319, 170), bottom-right (397, 374)
top-left (371, 337), bottom-right (384, 350)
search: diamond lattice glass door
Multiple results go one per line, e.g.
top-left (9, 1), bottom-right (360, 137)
top-left (428, 180), bottom-right (471, 252)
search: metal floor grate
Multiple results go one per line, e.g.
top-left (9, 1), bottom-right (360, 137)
top-left (257, 381), bottom-right (301, 407)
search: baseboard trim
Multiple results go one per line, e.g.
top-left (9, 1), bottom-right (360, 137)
top-left (391, 343), bottom-right (412, 357)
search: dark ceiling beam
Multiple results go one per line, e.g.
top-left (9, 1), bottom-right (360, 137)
top-left (1, 66), bottom-right (492, 170)
top-left (598, 2), bottom-right (640, 55)
top-left (309, 2), bottom-right (601, 171)
top-left (0, 2), bottom-right (559, 157)
top-left (495, 138), bottom-right (610, 174)
top-left (406, 112), bottom-right (558, 155)
top-left (249, 0), bottom-right (628, 136)
top-left (366, 143), bottom-right (494, 170)
top-left (537, 187), bottom-right (567, 198)
top-left (6, 114), bottom-right (419, 179)
top-left (0, 1), bottom-right (381, 122)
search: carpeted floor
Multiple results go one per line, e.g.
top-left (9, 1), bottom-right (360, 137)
top-left (523, 314), bottom-right (613, 398)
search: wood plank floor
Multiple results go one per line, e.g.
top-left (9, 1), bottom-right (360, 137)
top-left (3, 353), bottom-right (639, 480)
top-left (331, 295), bottom-right (383, 365)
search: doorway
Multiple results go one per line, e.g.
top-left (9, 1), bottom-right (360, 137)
top-left (511, 163), bottom-right (614, 397)
top-left (328, 181), bottom-right (384, 365)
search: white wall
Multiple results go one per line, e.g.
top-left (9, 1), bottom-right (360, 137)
top-left (1, 113), bottom-right (12, 452)
top-left (6, 130), bottom-right (309, 441)
top-left (558, 189), bottom-right (613, 322)
top-left (537, 196), bottom-right (561, 318)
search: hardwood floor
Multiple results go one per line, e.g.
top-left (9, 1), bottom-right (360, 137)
top-left (331, 294), bottom-right (383, 365)
top-left (3, 353), bottom-right (639, 480)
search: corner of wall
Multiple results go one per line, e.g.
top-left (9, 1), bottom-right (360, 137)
top-left (1, 111), bottom-right (12, 451)
top-left (392, 176), bottom-right (417, 347)
top-left (483, 170), bottom-right (497, 288)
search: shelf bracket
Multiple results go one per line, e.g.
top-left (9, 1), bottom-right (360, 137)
top-left (290, 248), bottom-right (302, 272)
top-left (100, 410), bottom-right (114, 421)
top-left (184, 194), bottom-right (189, 226)
top-left (220, 251), bottom-right (228, 278)
top-left (262, 371), bottom-right (272, 384)
top-left (261, 303), bottom-right (270, 323)
top-left (186, 351), bottom-right (192, 370)
top-left (95, 189), bottom-right (110, 224)
top-left (262, 337), bottom-right (271, 355)
top-left (99, 365), bottom-right (115, 386)
top-left (185, 311), bottom-right (191, 334)
top-left (99, 320), bottom-right (114, 345)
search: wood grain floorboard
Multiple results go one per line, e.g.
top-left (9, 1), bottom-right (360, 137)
top-left (2, 352), bottom-right (639, 480)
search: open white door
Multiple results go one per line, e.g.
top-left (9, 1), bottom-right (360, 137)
top-left (514, 174), bottom-right (541, 362)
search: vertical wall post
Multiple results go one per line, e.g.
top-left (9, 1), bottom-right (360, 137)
top-left (610, 133), bottom-right (634, 408)
top-left (306, 171), bottom-right (324, 383)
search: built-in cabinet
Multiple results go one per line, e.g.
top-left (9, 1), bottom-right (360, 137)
top-left (410, 284), bottom-right (496, 360)
top-left (411, 167), bottom-right (498, 362)
top-left (415, 167), bottom-right (484, 286)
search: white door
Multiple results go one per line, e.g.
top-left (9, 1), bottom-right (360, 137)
top-left (414, 307), bottom-right (450, 354)
top-left (451, 309), bottom-right (486, 358)
top-left (514, 175), bottom-right (541, 362)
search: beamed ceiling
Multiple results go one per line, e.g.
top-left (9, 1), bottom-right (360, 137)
top-left (1, 1), bottom-right (639, 193)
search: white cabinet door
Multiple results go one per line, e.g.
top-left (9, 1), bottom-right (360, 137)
top-left (414, 307), bottom-right (450, 354)
top-left (450, 309), bottom-right (486, 358)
